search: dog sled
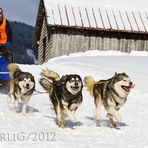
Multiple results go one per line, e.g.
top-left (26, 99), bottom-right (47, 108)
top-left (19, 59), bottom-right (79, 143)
top-left (0, 44), bottom-right (13, 92)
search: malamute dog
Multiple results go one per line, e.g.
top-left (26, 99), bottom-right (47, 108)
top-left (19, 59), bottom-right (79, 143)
top-left (7, 63), bottom-right (35, 115)
top-left (84, 72), bottom-right (134, 128)
top-left (40, 70), bottom-right (83, 128)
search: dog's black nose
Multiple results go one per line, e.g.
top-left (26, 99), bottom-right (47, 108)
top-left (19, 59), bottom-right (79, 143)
top-left (26, 83), bottom-right (30, 88)
top-left (129, 82), bottom-right (133, 86)
top-left (75, 82), bottom-right (78, 86)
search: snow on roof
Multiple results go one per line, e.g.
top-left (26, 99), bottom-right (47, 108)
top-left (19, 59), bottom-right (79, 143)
top-left (44, 0), bottom-right (148, 32)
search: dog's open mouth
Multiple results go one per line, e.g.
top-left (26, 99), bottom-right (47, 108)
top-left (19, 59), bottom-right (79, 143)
top-left (70, 86), bottom-right (79, 91)
top-left (121, 85), bottom-right (135, 92)
top-left (23, 86), bottom-right (30, 90)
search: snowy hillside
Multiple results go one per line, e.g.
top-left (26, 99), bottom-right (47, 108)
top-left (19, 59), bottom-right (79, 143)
top-left (0, 50), bottom-right (148, 148)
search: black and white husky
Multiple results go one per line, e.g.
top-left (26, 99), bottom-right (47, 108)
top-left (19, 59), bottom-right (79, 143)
top-left (7, 64), bottom-right (35, 115)
top-left (84, 72), bottom-right (134, 128)
top-left (40, 70), bottom-right (83, 128)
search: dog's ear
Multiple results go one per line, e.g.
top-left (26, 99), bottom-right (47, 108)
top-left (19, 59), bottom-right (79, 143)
top-left (122, 72), bottom-right (126, 75)
top-left (77, 75), bottom-right (83, 87)
top-left (30, 74), bottom-right (35, 83)
top-left (60, 75), bottom-right (68, 84)
top-left (115, 72), bottom-right (118, 76)
top-left (13, 70), bottom-right (21, 79)
top-left (77, 75), bottom-right (82, 81)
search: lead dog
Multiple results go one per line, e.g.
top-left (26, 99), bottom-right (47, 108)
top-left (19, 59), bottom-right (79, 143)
top-left (40, 70), bottom-right (83, 128)
top-left (84, 72), bottom-right (134, 128)
top-left (7, 63), bottom-right (35, 115)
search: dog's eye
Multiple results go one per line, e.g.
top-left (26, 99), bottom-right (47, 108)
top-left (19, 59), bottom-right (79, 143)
top-left (123, 80), bottom-right (127, 81)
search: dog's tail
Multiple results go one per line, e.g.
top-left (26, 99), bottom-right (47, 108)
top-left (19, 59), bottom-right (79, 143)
top-left (7, 63), bottom-right (20, 75)
top-left (41, 69), bottom-right (60, 81)
top-left (83, 76), bottom-right (95, 97)
top-left (39, 78), bottom-right (53, 96)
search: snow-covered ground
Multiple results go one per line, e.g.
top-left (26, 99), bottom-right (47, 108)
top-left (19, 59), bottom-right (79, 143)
top-left (0, 50), bottom-right (148, 148)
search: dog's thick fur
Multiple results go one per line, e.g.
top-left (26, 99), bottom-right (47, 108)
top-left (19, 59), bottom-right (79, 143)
top-left (7, 63), bottom-right (35, 115)
top-left (84, 72), bottom-right (134, 128)
top-left (40, 69), bottom-right (83, 128)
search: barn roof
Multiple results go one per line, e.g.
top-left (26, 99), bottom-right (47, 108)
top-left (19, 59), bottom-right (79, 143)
top-left (44, 0), bottom-right (148, 33)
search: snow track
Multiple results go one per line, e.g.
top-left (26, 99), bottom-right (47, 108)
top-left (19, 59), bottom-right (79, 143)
top-left (0, 53), bottom-right (148, 148)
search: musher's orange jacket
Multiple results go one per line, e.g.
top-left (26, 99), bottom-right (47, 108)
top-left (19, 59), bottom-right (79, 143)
top-left (0, 18), bottom-right (12, 44)
top-left (0, 18), bottom-right (7, 44)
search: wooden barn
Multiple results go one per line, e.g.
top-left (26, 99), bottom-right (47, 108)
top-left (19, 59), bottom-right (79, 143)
top-left (33, 0), bottom-right (148, 64)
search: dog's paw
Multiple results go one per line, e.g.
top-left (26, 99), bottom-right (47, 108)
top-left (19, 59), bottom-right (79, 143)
top-left (107, 113), bottom-right (122, 122)
top-left (22, 110), bottom-right (27, 115)
top-left (15, 101), bottom-right (19, 109)
top-left (114, 114), bottom-right (122, 122)
top-left (70, 115), bottom-right (76, 123)
top-left (59, 121), bottom-right (65, 128)
top-left (7, 96), bottom-right (11, 104)
top-left (96, 115), bottom-right (102, 122)
top-left (22, 105), bottom-right (27, 115)
top-left (111, 123), bottom-right (117, 128)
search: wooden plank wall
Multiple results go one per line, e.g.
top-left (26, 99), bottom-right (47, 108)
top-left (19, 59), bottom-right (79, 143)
top-left (38, 26), bottom-right (148, 64)
top-left (38, 17), bottom-right (52, 64)
top-left (48, 29), bottom-right (148, 60)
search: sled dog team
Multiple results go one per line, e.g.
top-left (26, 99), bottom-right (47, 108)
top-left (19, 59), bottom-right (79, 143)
top-left (6, 63), bottom-right (134, 129)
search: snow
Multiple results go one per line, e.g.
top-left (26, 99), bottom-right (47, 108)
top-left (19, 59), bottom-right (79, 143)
top-left (44, 0), bottom-right (148, 32)
top-left (44, 0), bottom-right (148, 10)
top-left (0, 50), bottom-right (148, 148)
top-left (26, 49), bottom-right (38, 64)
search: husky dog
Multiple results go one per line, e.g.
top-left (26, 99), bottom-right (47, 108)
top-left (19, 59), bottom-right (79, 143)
top-left (40, 70), bottom-right (83, 128)
top-left (84, 72), bottom-right (134, 128)
top-left (7, 63), bottom-right (35, 115)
